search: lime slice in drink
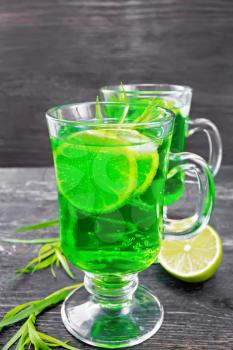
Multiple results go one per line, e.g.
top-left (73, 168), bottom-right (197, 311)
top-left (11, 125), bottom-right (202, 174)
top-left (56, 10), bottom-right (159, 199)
top-left (134, 145), bottom-right (159, 196)
top-left (54, 129), bottom-right (160, 214)
top-left (120, 130), bottom-right (159, 195)
top-left (54, 130), bottom-right (138, 214)
top-left (159, 225), bottom-right (222, 282)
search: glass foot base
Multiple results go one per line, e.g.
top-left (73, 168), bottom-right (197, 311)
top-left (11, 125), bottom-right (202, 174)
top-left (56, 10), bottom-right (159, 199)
top-left (61, 284), bottom-right (164, 348)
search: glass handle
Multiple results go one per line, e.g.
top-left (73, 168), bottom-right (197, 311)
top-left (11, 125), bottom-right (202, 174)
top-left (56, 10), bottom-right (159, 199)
top-left (164, 152), bottom-right (215, 240)
top-left (188, 118), bottom-right (222, 176)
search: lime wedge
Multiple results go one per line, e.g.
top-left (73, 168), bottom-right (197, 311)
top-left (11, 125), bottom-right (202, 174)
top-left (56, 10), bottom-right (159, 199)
top-left (159, 225), bottom-right (223, 282)
top-left (54, 130), bottom-right (137, 214)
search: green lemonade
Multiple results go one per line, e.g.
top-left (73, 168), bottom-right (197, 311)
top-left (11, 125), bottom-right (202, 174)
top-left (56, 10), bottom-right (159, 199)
top-left (164, 108), bottom-right (188, 205)
top-left (125, 98), bottom-right (188, 206)
top-left (105, 94), bottom-right (189, 206)
top-left (51, 126), bottom-right (172, 275)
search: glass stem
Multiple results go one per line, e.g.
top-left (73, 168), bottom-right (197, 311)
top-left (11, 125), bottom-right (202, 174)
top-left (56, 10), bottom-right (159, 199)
top-left (84, 273), bottom-right (138, 310)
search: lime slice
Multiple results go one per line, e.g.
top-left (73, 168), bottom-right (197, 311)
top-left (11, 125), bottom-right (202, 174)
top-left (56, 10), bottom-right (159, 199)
top-left (121, 130), bottom-right (159, 195)
top-left (54, 130), bottom-right (137, 214)
top-left (159, 225), bottom-right (223, 282)
top-left (54, 129), bottom-right (159, 214)
top-left (134, 146), bottom-right (159, 195)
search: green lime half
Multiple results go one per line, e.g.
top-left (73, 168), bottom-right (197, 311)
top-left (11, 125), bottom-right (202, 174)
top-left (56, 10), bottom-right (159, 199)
top-left (159, 225), bottom-right (223, 283)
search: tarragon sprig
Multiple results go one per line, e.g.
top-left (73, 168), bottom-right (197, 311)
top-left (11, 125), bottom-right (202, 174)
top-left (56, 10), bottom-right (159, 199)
top-left (0, 284), bottom-right (83, 349)
top-left (118, 83), bottom-right (129, 124)
top-left (108, 83), bottom-right (165, 125)
top-left (2, 219), bottom-right (75, 279)
top-left (95, 96), bottom-right (103, 122)
top-left (96, 83), bottom-right (129, 125)
top-left (118, 82), bottom-right (129, 104)
top-left (16, 239), bottom-right (75, 279)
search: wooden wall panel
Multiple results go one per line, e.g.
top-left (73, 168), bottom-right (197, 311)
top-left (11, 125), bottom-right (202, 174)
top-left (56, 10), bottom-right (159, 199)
top-left (0, 0), bottom-right (232, 166)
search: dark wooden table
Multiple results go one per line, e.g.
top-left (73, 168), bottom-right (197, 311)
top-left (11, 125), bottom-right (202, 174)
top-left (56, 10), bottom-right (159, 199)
top-left (0, 167), bottom-right (233, 349)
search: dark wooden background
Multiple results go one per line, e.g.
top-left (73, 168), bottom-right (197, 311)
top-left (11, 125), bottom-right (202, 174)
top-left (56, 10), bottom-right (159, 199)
top-left (0, 0), bottom-right (232, 166)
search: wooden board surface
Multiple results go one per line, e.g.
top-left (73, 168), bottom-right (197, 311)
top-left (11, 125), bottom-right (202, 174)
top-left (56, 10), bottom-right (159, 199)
top-left (0, 167), bottom-right (232, 349)
top-left (0, 0), bottom-right (232, 166)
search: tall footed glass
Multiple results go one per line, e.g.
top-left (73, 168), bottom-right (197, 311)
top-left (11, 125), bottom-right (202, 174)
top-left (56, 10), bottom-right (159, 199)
top-left (46, 102), bottom-right (215, 348)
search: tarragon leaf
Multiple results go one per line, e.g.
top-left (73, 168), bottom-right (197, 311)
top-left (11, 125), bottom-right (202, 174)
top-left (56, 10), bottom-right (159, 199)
top-left (0, 303), bottom-right (40, 330)
top-left (55, 249), bottom-right (75, 279)
top-left (133, 99), bottom-right (156, 124)
top-left (16, 219), bottom-right (59, 232)
top-left (56, 258), bottom-right (60, 268)
top-left (50, 261), bottom-right (57, 278)
top-left (95, 96), bottom-right (103, 123)
top-left (2, 323), bottom-right (26, 350)
top-left (41, 284), bottom-right (83, 310)
top-left (119, 82), bottom-right (129, 104)
top-left (28, 316), bottom-right (51, 350)
top-left (110, 83), bottom-right (129, 104)
top-left (19, 256), bottom-right (56, 274)
top-left (1, 238), bottom-right (58, 244)
top-left (15, 325), bottom-right (30, 350)
top-left (118, 104), bottom-right (129, 125)
top-left (17, 250), bottom-right (56, 274)
top-left (39, 243), bottom-right (57, 256)
top-left (2, 301), bottom-right (39, 323)
top-left (39, 333), bottom-right (79, 350)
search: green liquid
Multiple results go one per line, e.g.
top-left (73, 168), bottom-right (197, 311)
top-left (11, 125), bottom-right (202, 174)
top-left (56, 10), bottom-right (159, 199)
top-left (51, 131), bottom-right (171, 275)
top-left (128, 100), bottom-right (188, 205)
top-left (164, 110), bottom-right (188, 206)
top-left (106, 96), bottom-right (189, 206)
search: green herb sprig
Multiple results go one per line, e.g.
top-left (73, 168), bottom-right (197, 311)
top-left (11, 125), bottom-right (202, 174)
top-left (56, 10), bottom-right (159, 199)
top-left (119, 82), bottom-right (129, 104)
top-left (16, 239), bottom-right (74, 279)
top-left (95, 96), bottom-right (103, 122)
top-left (0, 284), bottom-right (83, 350)
top-left (1, 219), bottom-right (75, 279)
top-left (16, 219), bottom-right (59, 232)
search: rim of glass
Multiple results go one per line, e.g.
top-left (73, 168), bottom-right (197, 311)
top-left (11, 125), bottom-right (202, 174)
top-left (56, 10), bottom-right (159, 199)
top-left (46, 101), bottom-right (175, 128)
top-left (100, 83), bottom-right (192, 95)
